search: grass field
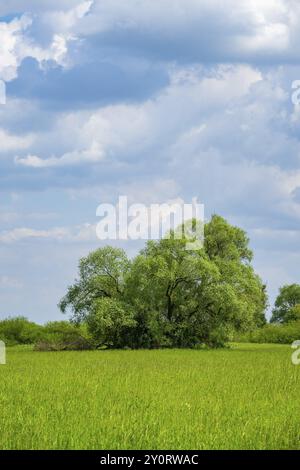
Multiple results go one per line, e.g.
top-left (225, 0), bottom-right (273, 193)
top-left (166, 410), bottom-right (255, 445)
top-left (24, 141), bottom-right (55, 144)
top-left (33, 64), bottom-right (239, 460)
top-left (0, 343), bottom-right (299, 450)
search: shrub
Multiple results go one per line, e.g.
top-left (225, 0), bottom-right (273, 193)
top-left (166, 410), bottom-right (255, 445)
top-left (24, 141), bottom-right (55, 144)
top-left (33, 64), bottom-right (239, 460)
top-left (34, 337), bottom-right (93, 351)
top-left (0, 317), bottom-right (43, 346)
top-left (234, 321), bottom-right (300, 344)
top-left (87, 299), bottom-right (136, 349)
top-left (0, 317), bottom-right (95, 350)
top-left (34, 321), bottom-right (94, 351)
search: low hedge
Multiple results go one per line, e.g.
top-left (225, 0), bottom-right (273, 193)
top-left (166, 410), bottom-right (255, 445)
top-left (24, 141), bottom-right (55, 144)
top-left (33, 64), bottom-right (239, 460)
top-left (234, 321), bottom-right (300, 344)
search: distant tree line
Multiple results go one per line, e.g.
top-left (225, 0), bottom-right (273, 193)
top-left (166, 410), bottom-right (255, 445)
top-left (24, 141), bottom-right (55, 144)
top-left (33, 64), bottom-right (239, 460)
top-left (0, 317), bottom-right (91, 350)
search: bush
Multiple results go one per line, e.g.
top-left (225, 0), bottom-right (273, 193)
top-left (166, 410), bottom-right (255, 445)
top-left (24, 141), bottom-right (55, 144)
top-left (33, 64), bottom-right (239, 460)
top-left (34, 337), bottom-right (93, 351)
top-left (234, 321), bottom-right (300, 344)
top-left (0, 317), bottom-right (95, 350)
top-left (0, 317), bottom-right (43, 346)
top-left (87, 299), bottom-right (136, 349)
top-left (34, 321), bottom-right (94, 351)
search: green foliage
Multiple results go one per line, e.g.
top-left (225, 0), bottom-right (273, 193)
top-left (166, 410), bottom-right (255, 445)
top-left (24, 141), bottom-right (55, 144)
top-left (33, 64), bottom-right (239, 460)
top-left (59, 246), bottom-right (130, 322)
top-left (0, 318), bottom-right (93, 350)
top-left (34, 321), bottom-right (93, 351)
top-left (204, 214), bottom-right (253, 262)
top-left (59, 215), bottom-right (267, 348)
top-left (271, 284), bottom-right (300, 323)
top-left (87, 298), bottom-right (136, 348)
top-left (234, 321), bottom-right (300, 344)
top-left (125, 236), bottom-right (257, 348)
top-left (287, 304), bottom-right (300, 322)
top-left (0, 316), bottom-right (43, 346)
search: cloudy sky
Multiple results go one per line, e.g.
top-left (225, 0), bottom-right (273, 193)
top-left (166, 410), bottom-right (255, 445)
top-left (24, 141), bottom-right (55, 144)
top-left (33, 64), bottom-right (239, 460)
top-left (0, 0), bottom-right (300, 322)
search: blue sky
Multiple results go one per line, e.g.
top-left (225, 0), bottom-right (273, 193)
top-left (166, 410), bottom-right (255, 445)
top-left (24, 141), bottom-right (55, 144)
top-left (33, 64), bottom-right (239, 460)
top-left (0, 0), bottom-right (300, 322)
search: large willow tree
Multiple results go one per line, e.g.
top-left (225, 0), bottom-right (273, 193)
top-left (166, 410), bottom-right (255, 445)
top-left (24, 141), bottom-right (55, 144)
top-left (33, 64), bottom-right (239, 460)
top-left (59, 215), bottom-right (267, 348)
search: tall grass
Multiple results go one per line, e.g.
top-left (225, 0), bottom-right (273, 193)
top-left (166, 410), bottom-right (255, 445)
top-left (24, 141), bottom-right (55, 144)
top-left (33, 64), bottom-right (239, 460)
top-left (0, 344), bottom-right (299, 449)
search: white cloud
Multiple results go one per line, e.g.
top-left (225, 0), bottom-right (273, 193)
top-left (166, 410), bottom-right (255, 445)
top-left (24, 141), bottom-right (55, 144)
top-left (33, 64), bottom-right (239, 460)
top-left (15, 64), bottom-right (261, 167)
top-left (0, 15), bottom-right (32, 82)
top-left (0, 227), bottom-right (68, 243)
top-left (15, 141), bottom-right (104, 168)
top-left (0, 223), bottom-right (97, 243)
top-left (44, 1), bottom-right (93, 33)
top-left (0, 14), bottom-right (68, 82)
top-left (0, 0), bottom-right (299, 91)
top-left (9, 62), bottom-right (300, 236)
top-left (0, 129), bottom-right (33, 152)
top-left (0, 1), bottom-right (93, 83)
top-left (74, 0), bottom-right (299, 62)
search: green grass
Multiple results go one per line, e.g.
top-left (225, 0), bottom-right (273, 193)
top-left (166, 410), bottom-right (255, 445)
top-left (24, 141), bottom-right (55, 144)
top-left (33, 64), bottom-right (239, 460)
top-left (0, 343), bottom-right (299, 449)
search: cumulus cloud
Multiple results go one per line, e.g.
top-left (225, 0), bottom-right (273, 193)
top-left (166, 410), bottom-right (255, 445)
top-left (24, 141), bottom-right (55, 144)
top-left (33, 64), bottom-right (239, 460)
top-left (9, 63), bottom-right (300, 231)
top-left (14, 65), bottom-right (262, 168)
top-left (0, 1), bottom-right (93, 84)
top-left (73, 0), bottom-right (300, 63)
top-left (0, 15), bottom-right (67, 82)
top-left (2, 0), bottom-right (299, 93)
top-left (10, 62), bottom-right (300, 243)
top-left (0, 223), bottom-right (97, 243)
top-left (0, 15), bottom-right (32, 82)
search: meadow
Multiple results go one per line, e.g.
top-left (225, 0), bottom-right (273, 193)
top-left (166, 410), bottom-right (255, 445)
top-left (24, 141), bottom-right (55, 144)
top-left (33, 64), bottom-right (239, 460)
top-left (0, 343), bottom-right (299, 450)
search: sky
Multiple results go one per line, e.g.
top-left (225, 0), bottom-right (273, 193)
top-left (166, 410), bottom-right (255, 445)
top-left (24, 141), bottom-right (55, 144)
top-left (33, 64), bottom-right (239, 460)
top-left (0, 0), bottom-right (300, 323)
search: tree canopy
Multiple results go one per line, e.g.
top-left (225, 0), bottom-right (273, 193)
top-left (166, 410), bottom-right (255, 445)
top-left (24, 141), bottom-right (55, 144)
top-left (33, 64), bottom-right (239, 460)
top-left (59, 215), bottom-right (267, 348)
top-left (271, 284), bottom-right (300, 323)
